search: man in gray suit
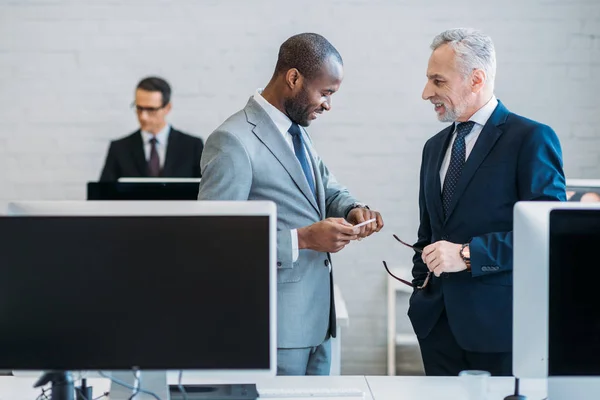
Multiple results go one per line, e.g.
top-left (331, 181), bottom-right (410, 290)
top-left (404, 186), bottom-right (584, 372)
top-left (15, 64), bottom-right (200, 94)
top-left (197, 33), bottom-right (384, 375)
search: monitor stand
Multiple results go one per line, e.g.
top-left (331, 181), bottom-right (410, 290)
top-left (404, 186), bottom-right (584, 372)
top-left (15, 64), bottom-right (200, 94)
top-left (109, 370), bottom-right (170, 400)
top-left (33, 371), bottom-right (75, 400)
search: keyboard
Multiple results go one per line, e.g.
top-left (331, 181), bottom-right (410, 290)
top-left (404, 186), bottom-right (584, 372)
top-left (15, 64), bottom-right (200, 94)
top-left (258, 387), bottom-right (365, 398)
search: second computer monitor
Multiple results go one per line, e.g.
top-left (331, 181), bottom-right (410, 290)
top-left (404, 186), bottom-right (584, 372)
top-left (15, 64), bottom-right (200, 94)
top-left (513, 201), bottom-right (600, 380)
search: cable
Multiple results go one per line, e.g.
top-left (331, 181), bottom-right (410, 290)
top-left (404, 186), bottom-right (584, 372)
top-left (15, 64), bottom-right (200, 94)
top-left (128, 369), bottom-right (141, 400)
top-left (98, 371), bottom-right (161, 400)
top-left (177, 370), bottom-right (188, 400)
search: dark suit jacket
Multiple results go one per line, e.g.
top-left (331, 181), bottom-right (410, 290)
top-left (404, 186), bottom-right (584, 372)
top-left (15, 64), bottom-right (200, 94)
top-left (408, 100), bottom-right (566, 353)
top-left (99, 128), bottom-right (204, 181)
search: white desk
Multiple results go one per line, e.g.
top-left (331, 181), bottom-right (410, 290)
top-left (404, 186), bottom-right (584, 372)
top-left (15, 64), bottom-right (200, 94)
top-left (0, 375), bottom-right (372, 400)
top-left (0, 375), bottom-right (552, 400)
top-left (366, 376), bottom-right (548, 400)
top-left (331, 284), bottom-right (349, 376)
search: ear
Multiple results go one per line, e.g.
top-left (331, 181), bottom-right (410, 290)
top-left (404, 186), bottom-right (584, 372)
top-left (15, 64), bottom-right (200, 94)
top-left (285, 68), bottom-right (303, 91)
top-left (164, 102), bottom-right (172, 114)
top-left (471, 69), bottom-right (486, 93)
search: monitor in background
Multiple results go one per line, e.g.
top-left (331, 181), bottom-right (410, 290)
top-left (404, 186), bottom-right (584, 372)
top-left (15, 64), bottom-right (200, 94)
top-left (87, 181), bottom-right (200, 200)
top-left (3, 201), bottom-right (276, 400)
top-left (566, 178), bottom-right (600, 202)
top-left (118, 178), bottom-right (201, 183)
top-left (547, 208), bottom-right (600, 400)
top-left (513, 202), bottom-right (600, 381)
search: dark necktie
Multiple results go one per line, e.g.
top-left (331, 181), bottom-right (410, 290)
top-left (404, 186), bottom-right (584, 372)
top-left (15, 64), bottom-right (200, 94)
top-left (147, 137), bottom-right (160, 177)
top-left (441, 121), bottom-right (475, 218)
top-left (288, 123), bottom-right (316, 199)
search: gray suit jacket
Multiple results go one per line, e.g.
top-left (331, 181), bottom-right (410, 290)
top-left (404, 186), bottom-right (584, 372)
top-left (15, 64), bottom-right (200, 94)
top-left (197, 97), bottom-right (357, 348)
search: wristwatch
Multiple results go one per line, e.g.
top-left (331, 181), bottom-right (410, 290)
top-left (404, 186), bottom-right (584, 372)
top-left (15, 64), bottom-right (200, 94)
top-left (345, 202), bottom-right (370, 219)
top-left (460, 243), bottom-right (471, 271)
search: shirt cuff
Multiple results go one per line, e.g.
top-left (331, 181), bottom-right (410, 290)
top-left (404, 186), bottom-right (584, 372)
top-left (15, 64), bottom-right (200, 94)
top-left (291, 229), bottom-right (299, 262)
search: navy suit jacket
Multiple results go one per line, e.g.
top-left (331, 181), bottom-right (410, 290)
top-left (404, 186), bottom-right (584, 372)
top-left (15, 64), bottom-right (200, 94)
top-left (99, 128), bottom-right (204, 181)
top-left (408, 101), bottom-right (566, 353)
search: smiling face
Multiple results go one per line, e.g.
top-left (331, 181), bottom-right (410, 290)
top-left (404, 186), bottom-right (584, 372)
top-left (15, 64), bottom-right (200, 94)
top-left (421, 43), bottom-right (474, 123)
top-left (284, 55), bottom-right (343, 127)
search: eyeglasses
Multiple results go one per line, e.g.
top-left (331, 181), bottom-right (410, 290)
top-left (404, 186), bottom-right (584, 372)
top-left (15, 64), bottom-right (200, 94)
top-left (131, 102), bottom-right (165, 115)
top-left (383, 234), bottom-right (431, 290)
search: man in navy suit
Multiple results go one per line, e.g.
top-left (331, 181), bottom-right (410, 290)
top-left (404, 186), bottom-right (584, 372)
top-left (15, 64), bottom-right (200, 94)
top-left (408, 28), bottom-right (566, 376)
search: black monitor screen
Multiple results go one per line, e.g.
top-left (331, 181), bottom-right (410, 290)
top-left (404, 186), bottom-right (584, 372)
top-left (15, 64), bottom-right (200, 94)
top-left (549, 209), bottom-right (600, 376)
top-left (87, 182), bottom-right (200, 200)
top-left (0, 216), bottom-right (270, 371)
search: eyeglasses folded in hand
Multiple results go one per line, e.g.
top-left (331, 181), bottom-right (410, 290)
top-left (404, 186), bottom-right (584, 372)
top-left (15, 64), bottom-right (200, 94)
top-left (383, 234), bottom-right (431, 290)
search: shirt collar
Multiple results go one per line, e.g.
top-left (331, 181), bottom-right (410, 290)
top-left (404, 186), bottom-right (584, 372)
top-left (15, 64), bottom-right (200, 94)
top-left (141, 124), bottom-right (171, 144)
top-left (253, 89), bottom-right (294, 136)
top-left (467, 95), bottom-right (498, 127)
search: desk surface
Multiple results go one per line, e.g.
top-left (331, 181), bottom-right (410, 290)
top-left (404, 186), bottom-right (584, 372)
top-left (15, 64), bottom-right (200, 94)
top-left (366, 376), bottom-right (547, 400)
top-left (0, 375), bottom-right (550, 400)
top-left (0, 375), bottom-right (372, 400)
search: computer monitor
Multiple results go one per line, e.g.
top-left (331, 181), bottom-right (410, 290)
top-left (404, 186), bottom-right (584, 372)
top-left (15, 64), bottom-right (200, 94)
top-left (513, 202), bottom-right (600, 383)
top-left (566, 178), bottom-right (600, 202)
top-left (3, 201), bottom-right (276, 398)
top-left (547, 207), bottom-right (600, 399)
top-left (87, 181), bottom-right (200, 200)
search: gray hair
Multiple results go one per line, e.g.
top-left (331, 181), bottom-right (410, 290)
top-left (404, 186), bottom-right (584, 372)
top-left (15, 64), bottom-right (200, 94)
top-left (431, 28), bottom-right (496, 86)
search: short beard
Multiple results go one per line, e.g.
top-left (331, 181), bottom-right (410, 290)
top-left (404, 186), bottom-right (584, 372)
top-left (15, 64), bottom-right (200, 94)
top-left (284, 87), bottom-right (312, 127)
top-left (438, 96), bottom-right (469, 123)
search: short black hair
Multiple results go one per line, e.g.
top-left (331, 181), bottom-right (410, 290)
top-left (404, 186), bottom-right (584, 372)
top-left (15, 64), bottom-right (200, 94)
top-left (274, 33), bottom-right (343, 80)
top-left (136, 77), bottom-right (171, 106)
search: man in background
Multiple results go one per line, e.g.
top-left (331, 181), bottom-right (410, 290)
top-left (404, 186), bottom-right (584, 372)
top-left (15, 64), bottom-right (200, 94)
top-left (197, 33), bottom-right (383, 375)
top-left (409, 28), bottom-right (566, 376)
top-left (99, 77), bottom-right (204, 181)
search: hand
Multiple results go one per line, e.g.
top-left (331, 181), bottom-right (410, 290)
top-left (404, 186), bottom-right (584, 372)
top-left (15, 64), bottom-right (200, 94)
top-left (421, 240), bottom-right (467, 277)
top-left (346, 207), bottom-right (384, 239)
top-left (297, 218), bottom-right (360, 253)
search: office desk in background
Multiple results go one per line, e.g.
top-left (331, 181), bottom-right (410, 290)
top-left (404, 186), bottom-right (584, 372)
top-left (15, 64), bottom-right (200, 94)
top-left (331, 284), bottom-right (349, 376)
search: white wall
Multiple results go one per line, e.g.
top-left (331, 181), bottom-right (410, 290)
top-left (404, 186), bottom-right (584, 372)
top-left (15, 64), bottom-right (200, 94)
top-left (1, 0), bottom-right (598, 374)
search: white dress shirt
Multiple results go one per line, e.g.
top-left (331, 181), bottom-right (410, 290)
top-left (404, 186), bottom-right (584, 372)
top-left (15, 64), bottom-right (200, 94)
top-left (253, 89), bottom-right (317, 263)
top-left (141, 124), bottom-right (171, 168)
top-left (439, 96), bottom-right (498, 190)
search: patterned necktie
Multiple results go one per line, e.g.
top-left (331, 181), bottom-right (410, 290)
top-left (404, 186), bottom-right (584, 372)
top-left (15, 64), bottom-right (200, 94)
top-left (288, 123), bottom-right (316, 199)
top-left (442, 121), bottom-right (475, 218)
top-left (147, 137), bottom-right (160, 177)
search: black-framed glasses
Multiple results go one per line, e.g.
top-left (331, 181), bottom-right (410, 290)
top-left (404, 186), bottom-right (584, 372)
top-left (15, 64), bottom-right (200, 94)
top-left (383, 234), bottom-right (431, 290)
top-left (131, 102), bottom-right (165, 115)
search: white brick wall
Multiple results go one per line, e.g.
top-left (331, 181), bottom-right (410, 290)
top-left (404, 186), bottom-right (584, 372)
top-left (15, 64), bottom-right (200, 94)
top-left (1, 0), bottom-right (598, 375)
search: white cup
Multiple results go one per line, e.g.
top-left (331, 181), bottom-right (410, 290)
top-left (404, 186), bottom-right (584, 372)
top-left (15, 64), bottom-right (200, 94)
top-left (459, 370), bottom-right (491, 400)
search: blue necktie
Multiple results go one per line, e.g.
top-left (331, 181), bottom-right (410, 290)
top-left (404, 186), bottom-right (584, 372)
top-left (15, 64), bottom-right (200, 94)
top-left (288, 123), bottom-right (316, 199)
top-left (442, 121), bottom-right (475, 218)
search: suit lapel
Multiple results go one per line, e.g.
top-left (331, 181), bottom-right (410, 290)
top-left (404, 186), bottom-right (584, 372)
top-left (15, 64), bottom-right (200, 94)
top-left (431, 125), bottom-right (454, 224)
top-left (444, 101), bottom-right (509, 221)
top-left (245, 98), bottom-right (321, 215)
top-left (162, 128), bottom-right (180, 176)
top-left (131, 130), bottom-right (147, 176)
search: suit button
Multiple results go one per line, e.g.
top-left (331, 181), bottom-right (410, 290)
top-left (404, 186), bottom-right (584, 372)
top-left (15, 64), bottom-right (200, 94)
top-left (277, 262), bottom-right (282, 267)
top-left (443, 273), bottom-right (449, 279)
top-left (324, 259), bottom-right (329, 267)
top-left (441, 235), bottom-right (448, 240)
